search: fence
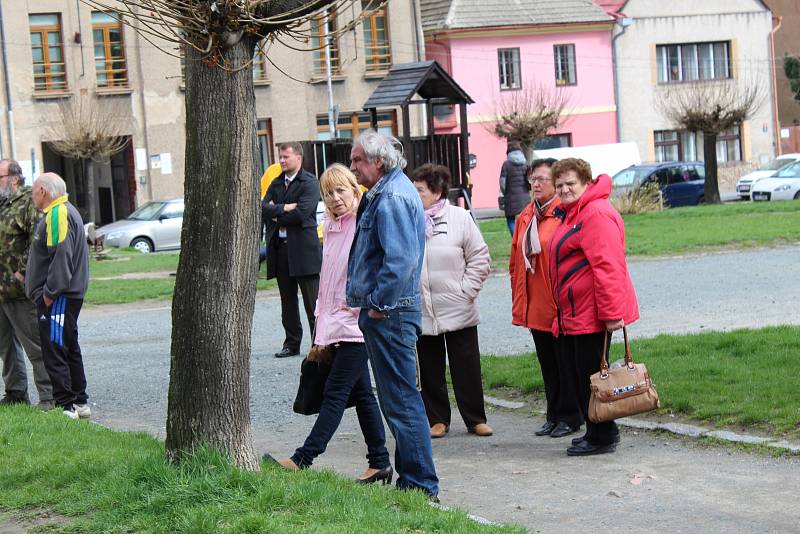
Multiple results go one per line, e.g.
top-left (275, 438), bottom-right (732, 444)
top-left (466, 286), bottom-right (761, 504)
top-left (298, 134), bottom-right (469, 203)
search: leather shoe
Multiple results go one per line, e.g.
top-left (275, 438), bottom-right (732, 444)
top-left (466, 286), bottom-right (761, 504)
top-left (356, 466), bottom-right (393, 485)
top-left (550, 422), bottom-right (579, 438)
top-left (430, 423), bottom-right (449, 438)
top-left (262, 453), bottom-right (300, 470)
top-left (572, 434), bottom-right (620, 446)
top-left (535, 421), bottom-right (557, 436)
top-left (468, 423), bottom-right (493, 436)
top-left (566, 440), bottom-right (616, 456)
top-left (274, 348), bottom-right (300, 358)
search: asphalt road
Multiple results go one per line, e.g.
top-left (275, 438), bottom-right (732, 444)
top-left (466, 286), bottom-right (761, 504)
top-left (20, 245), bottom-right (800, 531)
top-left (77, 244), bottom-right (800, 437)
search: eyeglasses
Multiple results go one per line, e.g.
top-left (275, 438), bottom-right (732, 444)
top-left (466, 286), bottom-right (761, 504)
top-left (527, 176), bottom-right (551, 185)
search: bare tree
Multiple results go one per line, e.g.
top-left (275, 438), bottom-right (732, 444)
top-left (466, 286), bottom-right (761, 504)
top-left (487, 83), bottom-right (570, 161)
top-left (656, 80), bottom-right (764, 204)
top-left (46, 93), bottom-right (130, 223)
top-left (79, 0), bottom-right (381, 469)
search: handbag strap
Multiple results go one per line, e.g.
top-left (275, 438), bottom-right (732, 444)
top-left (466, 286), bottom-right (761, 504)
top-left (599, 326), bottom-right (634, 377)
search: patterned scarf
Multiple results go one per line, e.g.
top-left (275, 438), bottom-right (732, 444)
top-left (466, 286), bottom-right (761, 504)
top-left (424, 199), bottom-right (447, 239)
top-left (522, 196), bottom-right (556, 273)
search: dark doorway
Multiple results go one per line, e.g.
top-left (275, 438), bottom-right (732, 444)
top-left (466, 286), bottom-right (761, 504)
top-left (98, 187), bottom-right (114, 226)
top-left (42, 136), bottom-right (136, 224)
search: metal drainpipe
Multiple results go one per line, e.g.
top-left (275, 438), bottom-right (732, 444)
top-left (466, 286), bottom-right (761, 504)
top-left (133, 10), bottom-right (153, 201)
top-left (0, 1), bottom-right (17, 159)
top-left (410, 0), bottom-right (423, 62)
top-left (611, 17), bottom-right (631, 143)
top-left (770, 15), bottom-right (783, 156)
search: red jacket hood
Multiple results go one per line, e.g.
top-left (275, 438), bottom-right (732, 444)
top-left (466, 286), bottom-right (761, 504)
top-left (562, 174), bottom-right (612, 218)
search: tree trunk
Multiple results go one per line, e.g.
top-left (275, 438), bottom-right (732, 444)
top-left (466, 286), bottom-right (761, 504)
top-left (520, 141), bottom-right (535, 165)
top-left (702, 131), bottom-right (722, 204)
top-left (165, 36), bottom-right (261, 470)
top-left (84, 159), bottom-right (96, 223)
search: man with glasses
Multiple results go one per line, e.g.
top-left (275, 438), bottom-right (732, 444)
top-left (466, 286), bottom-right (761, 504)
top-left (0, 159), bottom-right (53, 409)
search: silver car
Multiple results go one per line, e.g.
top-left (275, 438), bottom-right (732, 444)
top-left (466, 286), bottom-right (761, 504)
top-left (96, 198), bottom-right (184, 253)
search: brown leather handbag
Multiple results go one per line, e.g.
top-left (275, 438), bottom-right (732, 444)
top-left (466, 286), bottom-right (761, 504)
top-left (588, 327), bottom-right (660, 423)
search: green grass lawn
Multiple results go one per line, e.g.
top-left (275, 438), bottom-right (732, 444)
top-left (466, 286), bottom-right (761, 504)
top-left (85, 250), bottom-right (276, 306)
top-left (90, 249), bottom-right (180, 278)
top-left (0, 408), bottom-right (520, 533)
top-left (481, 326), bottom-right (800, 436)
top-left (479, 200), bottom-right (800, 268)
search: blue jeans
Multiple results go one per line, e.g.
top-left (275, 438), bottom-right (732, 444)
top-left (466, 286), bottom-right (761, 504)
top-left (358, 307), bottom-right (439, 496)
top-left (506, 216), bottom-right (516, 235)
top-left (292, 342), bottom-right (390, 469)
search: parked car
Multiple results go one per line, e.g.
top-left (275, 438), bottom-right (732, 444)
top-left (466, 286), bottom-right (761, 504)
top-left (612, 161), bottom-right (706, 207)
top-left (99, 198), bottom-right (325, 254)
top-left (735, 153), bottom-right (800, 200)
top-left (96, 198), bottom-right (185, 253)
top-left (750, 161), bottom-right (800, 201)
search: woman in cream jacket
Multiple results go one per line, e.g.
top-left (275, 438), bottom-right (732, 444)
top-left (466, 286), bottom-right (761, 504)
top-left (411, 164), bottom-right (493, 438)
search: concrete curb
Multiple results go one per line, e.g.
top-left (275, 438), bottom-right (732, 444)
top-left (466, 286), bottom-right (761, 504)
top-left (483, 396), bottom-right (800, 453)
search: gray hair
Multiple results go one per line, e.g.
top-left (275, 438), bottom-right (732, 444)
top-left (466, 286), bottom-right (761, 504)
top-left (353, 129), bottom-right (406, 171)
top-left (1, 159), bottom-right (23, 185)
top-left (36, 172), bottom-right (67, 198)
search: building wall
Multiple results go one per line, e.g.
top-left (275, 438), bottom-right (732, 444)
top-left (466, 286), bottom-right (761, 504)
top-left (615, 0), bottom-right (776, 175)
top-left (0, 0), bottom-right (422, 217)
top-left (763, 0), bottom-right (800, 129)
top-left (427, 25), bottom-right (617, 209)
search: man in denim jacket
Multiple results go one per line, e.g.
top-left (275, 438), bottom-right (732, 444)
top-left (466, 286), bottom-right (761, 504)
top-left (346, 130), bottom-right (439, 499)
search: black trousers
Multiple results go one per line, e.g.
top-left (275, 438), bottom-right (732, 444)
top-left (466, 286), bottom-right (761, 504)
top-left (37, 296), bottom-right (87, 409)
top-left (291, 342), bottom-right (390, 470)
top-left (557, 331), bottom-right (619, 445)
top-left (275, 240), bottom-right (319, 352)
top-left (530, 329), bottom-right (582, 428)
top-left (417, 325), bottom-right (487, 429)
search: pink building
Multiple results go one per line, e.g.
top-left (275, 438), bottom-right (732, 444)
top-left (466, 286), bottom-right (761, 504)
top-left (421, 0), bottom-right (618, 209)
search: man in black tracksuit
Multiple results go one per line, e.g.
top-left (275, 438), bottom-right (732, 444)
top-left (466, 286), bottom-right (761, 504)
top-left (25, 173), bottom-right (89, 420)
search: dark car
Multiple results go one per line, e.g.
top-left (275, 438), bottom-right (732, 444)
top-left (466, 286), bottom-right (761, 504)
top-left (612, 162), bottom-right (706, 207)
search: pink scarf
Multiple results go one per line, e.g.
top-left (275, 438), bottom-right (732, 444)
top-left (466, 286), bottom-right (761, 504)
top-left (522, 197), bottom-right (556, 273)
top-left (424, 199), bottom-right (447, 238)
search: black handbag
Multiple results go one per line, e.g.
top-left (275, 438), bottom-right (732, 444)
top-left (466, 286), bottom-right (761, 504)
top-left (293, 357), bottom-right (331, 416)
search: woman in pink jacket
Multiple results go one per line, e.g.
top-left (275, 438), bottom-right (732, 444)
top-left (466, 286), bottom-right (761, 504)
top-left (270, 164), bottom-right (392, 483)
top-left (411, 164), bottom-right (493, 439)
top-left (549, 158), bottom-right (639, 456)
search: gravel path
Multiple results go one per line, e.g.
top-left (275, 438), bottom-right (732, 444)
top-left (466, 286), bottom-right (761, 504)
top-left (23, 245), bottom-right (800, 531)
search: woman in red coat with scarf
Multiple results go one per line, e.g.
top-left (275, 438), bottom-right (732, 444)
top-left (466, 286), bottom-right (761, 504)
top-left (549, 158), bottom-right (639, 456)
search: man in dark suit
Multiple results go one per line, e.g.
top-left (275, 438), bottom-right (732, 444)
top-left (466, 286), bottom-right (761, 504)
top-left (263, 142), bottom-right (322, 358)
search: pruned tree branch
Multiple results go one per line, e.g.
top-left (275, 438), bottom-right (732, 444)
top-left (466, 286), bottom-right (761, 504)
top-left (80, 0), bottom-right (388, 73)
top-left (487, 83), bottom-right (570, 158)
top-left (46, 92), bottom-right (129, 162)
top-left (655, 79), bottom-right (765, 135)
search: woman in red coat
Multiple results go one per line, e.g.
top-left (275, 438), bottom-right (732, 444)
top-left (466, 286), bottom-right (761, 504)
top-left (510, 159), bottom-right (581, 439)
top-left (549, 158), bottom-right (639, 456)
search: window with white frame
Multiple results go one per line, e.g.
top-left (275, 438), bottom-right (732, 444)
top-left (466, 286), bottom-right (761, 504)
top-left (498, 48), bottom-right (521, 90)
top-left (554, 44), bottom-right (576, 86)
top-left (656, 41), bottom-right (731, 84)
top-left (716, 125), bottom-right (741, 163)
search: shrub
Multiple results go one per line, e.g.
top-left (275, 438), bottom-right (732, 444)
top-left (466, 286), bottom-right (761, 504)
top-left (611, 183), bottom-right (663, 214)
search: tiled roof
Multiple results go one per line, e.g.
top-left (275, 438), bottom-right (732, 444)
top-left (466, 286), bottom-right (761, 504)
top-left (420, 0), bottom-right (612, 32)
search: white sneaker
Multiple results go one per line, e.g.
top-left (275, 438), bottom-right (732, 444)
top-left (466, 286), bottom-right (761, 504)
top-left (63, 407), bottom-right (79, 420)
top-left (75, 403), bottom-right (91, 419)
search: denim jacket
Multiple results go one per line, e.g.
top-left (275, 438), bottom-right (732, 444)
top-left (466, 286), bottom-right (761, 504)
top-left (346, 165), bottom-right (425, 312)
